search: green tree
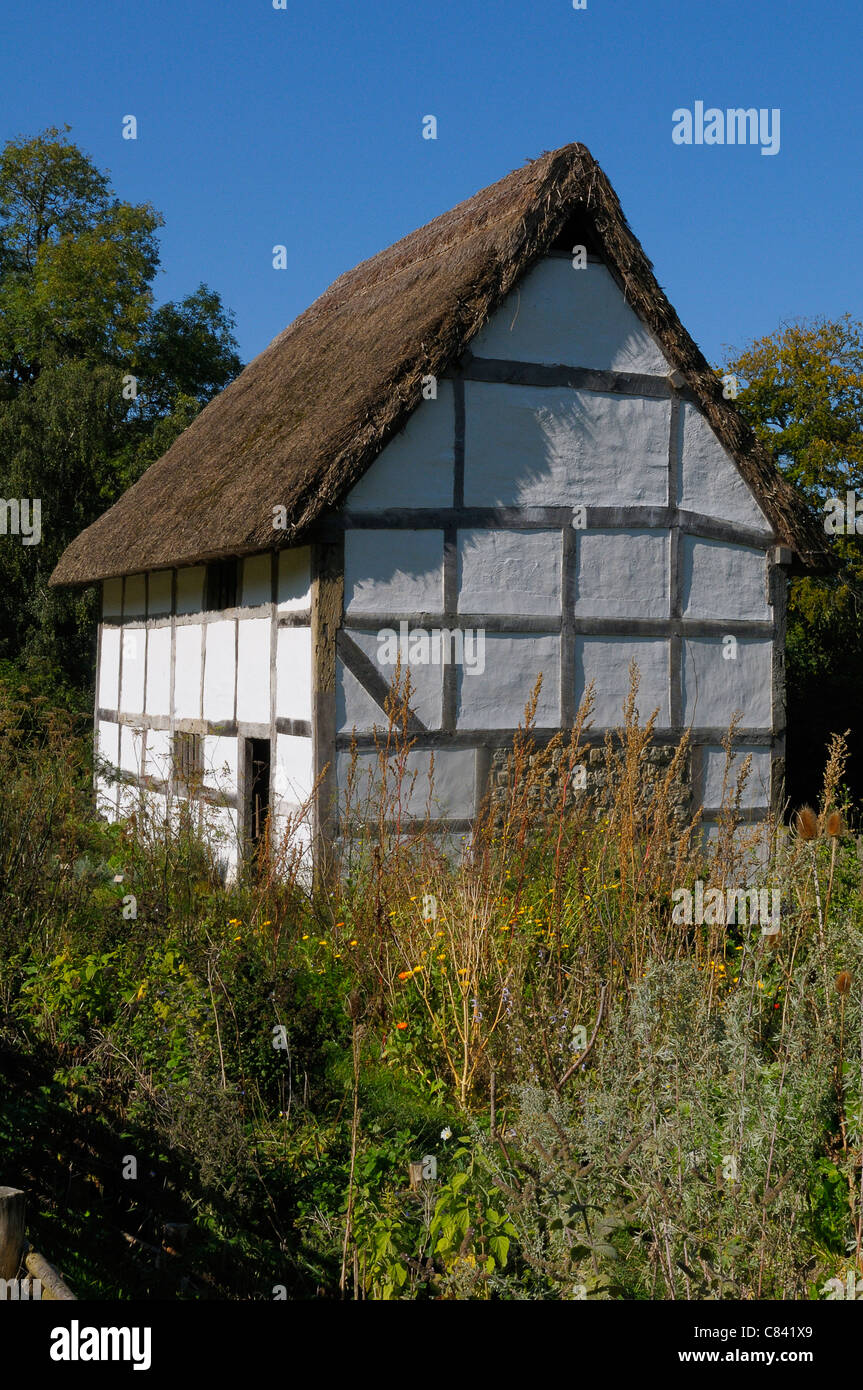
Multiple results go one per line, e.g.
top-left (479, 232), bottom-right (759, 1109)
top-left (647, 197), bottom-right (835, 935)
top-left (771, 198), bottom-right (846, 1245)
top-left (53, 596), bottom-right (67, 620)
top-left (0, 127), bottom-right (242, 680)
top-left (0, 126), bottom-right (161, 385)
top-left (725, 316), bottom-right (863, 805)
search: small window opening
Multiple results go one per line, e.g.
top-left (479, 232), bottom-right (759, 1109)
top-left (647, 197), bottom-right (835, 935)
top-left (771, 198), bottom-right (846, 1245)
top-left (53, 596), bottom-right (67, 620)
top-left (244, 737), bottom-right (271, 865)
top-left (173, 731), bottom-right (203, 792)
top-left (205, 558), bottom-right (238, 611)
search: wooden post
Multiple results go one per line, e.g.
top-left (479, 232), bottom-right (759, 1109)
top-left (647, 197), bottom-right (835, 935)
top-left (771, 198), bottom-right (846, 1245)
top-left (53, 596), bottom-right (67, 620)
top-left (0, 1187), bottom-right (26, 1280)
top-left (408, 1161), bottom-right (425, 1190)
top-left (310, 537), bottom-right (344, 887)
top-left (24, 1250), bottom-right (76, 1301)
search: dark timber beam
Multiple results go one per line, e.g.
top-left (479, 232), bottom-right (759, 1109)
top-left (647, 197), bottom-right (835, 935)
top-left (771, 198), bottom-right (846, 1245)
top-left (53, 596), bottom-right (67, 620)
top-left (311, 538), bottom-right (344, 862)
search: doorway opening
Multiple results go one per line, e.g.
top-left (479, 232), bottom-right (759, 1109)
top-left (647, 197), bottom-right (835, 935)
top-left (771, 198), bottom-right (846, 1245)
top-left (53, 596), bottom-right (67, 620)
top-left (244, 737), bottom-right (271, 866)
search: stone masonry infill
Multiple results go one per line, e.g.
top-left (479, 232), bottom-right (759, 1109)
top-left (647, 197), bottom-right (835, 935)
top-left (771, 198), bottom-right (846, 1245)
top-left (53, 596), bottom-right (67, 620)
top-left (486, 742), bottom-right (693, 824)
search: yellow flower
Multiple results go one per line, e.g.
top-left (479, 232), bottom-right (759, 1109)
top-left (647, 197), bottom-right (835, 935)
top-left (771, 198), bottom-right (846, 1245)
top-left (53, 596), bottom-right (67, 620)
top-left (349, 939), bottom-right (358, 947)
top-left (302, 934), bottom-right (309, 940)
top-left (261, 920), bottom-right (271, 926)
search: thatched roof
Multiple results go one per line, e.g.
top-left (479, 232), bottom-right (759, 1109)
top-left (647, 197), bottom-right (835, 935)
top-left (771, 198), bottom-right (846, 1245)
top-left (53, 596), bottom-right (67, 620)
top-left (50, 142), bottom-right (829, 587)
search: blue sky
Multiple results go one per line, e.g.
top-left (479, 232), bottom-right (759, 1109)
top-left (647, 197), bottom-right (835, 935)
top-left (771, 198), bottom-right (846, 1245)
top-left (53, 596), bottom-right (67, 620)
top-left (3, 0), bottom-right (861, 369)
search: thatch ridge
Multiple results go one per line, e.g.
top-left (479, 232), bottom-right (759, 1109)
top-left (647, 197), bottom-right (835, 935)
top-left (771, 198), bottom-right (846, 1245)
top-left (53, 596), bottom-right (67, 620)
top-left (50, 143), bottom-right (829, 587)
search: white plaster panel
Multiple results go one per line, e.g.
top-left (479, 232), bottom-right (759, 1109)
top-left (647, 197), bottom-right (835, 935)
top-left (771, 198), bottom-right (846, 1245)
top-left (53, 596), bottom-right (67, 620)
top-left (577, 637), bottom-right (670, 727)
top-left (144, 728), bottom-right (172, 782)
top-left (701, 745), bottom-right (772, 809)
top-left (204, 805), bottom-right (239, 881)
top-left (457, 529), bottom-right (561, 616)
top-left (103, 579), bottom-right (122, 619)
top-left (471, 258), bottom-right (670, 375)
top-left (119, 723), bottom-right (145, 776)
top-left (456, 634), bottom-right (560, 729)
top-left (679, 404), bottom-right (771, 529)
top-left (176, 565), bottom-right (205, 615)
top-left (95, 777), bottom-right (116, 818)
top-left (98, 627), bottom-right (120, 709)
top-left (138, 787), bottom-right (168, 829)
top-left (242, 553), bottom-right (271, 608)
top-left (464, 384), bottom-right (671, 507)
top-left (202, 734), bottom-right (238, 793)
top-left (145, 626), bottom-right (171, 715)
top-left (344, 530), bottom-right (444, 614)
top-left (345, 380), bottom-right (455, 510)
top-left (700, 822), bottom-right (771, 879)
top-left (337, 747), bottom-right (476, 819)
top-left (270, 814), bottom-right (313, 885)
top-left (277, 546), bottom-right (311, 611)
top-left (682, 538), bottom-right (769, 621)
top-left (276, 626), bottom-right (312, 721)
top-left (123, 573), bottom-right (146, 617)
top-left (682, 638), bottom-right (773, 728)
top-left (337, 628), bottom-right (442, 732)
top-left (119, 628), bottom-right (145, 715)
top-left (237, 618), bottom-right (270, 724)
top-left (174, 624), bottom-right (203, 719)
top-left (204, 620), bottom-right (237, 722)
top-left (97, 719), bottom-right (119, 771)
top-left (148, 570), bottom-right (172, 616)
top-left (274, 734), bottom-right (314, 806)
top-left (117, 783), bottom-right (143, 820)
top-left (337, 665), bottom-right (387, 735)
top-left (575, 530), bottom-right (669, 618)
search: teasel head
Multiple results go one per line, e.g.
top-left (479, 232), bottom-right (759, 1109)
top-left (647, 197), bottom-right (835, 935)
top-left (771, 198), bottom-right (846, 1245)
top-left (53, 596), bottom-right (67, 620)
top-left (825, 809), bottom-right (843, 839)
top-left (835, 971), bottom-right (852, 997)
top-left (794, 805), bottom-right (819, 841)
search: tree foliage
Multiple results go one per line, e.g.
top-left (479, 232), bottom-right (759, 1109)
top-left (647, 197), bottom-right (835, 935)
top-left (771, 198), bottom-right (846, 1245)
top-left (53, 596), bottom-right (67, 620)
top-left (0, 127), bottom-right (242, 680)
top-left (725, 316), bottom-right (863, 803)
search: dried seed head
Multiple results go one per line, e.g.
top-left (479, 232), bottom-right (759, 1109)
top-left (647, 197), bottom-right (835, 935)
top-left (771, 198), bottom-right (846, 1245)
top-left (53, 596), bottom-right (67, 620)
top-left (825, 809), bottom-right (843, 838)
top-left (835, 971), bottom-right (852, 996)
top-left (794, 805), bottom-right (819, 841)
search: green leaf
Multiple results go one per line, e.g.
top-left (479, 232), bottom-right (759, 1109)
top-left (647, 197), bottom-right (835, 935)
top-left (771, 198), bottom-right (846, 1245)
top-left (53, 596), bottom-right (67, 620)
top-left (488, 1235), bottom-right (510, 1266)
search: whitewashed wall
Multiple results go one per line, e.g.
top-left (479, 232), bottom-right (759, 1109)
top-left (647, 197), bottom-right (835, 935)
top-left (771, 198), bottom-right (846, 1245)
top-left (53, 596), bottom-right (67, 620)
top-left (95, 546), bottom-right (314, 878)
top-left (335, 253), bottom-right (783, 832)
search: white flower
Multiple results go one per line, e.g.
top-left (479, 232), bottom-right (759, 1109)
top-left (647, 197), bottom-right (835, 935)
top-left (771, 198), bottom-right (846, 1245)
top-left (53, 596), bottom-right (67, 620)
top-left (113, 873), bottom-right (124, 883)
top-left (441, 1126), bottom-right (452, 1141)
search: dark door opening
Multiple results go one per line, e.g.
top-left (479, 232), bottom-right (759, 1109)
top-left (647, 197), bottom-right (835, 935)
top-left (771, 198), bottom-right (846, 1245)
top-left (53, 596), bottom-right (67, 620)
top-left (244, 737), bottom-right (271, 864)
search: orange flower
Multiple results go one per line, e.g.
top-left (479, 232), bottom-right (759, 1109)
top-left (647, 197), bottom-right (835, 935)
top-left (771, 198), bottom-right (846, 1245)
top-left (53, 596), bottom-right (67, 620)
top-left (398, 970), bottom-right (411, 980)
top-left (396, 1021), bottom-right (408, 1030)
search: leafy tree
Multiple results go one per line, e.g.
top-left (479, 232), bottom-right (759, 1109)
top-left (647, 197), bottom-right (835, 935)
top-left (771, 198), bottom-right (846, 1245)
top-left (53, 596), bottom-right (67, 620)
top-left (133, 284), bottom-right (242, 422)
top-left (725, 316), bottom-right (863, 805)
top-left (0, 126), bottom-right (161, 385)
top-left (0, 127), bottom-right (242, 680)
